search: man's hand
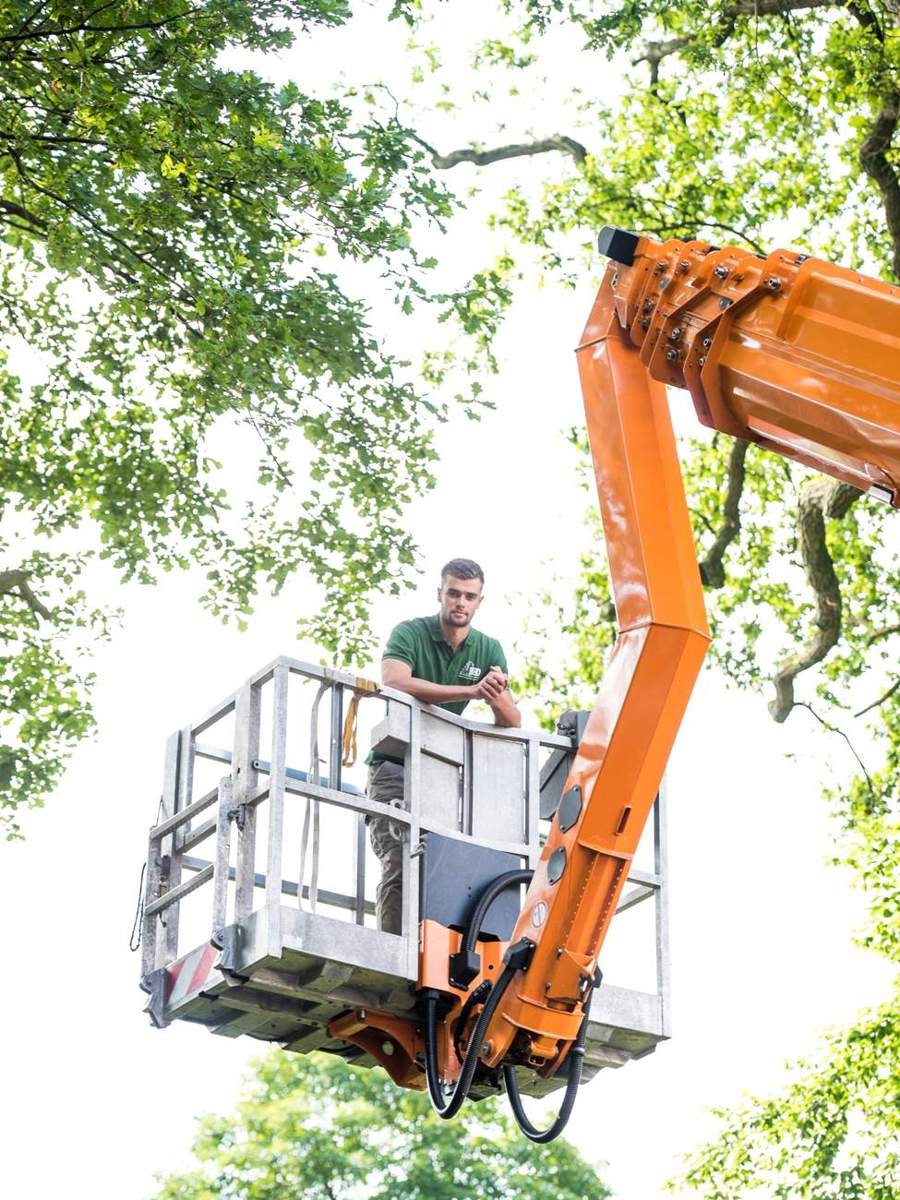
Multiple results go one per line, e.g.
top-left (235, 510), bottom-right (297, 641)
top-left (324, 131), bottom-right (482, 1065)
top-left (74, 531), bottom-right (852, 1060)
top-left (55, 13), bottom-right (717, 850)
top-left (472, 665), bottom-right (508, 703)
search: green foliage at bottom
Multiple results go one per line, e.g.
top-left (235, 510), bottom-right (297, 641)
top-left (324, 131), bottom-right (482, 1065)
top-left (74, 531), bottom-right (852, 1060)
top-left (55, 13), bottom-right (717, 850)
top-left (154, 1051), bottom-right (610, 1200)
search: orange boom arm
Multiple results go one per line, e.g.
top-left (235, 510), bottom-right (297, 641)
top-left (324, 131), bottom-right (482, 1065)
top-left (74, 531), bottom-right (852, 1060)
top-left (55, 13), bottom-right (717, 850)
top-left (479, 229), bottom-right (900, 1075)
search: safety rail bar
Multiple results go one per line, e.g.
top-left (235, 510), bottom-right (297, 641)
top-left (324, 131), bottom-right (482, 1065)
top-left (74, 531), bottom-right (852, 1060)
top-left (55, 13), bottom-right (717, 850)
top-left (140, 656), bottom-right (670, 1031)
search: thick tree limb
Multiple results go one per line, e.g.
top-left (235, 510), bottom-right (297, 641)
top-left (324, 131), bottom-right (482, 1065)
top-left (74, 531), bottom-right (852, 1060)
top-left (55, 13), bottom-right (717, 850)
top-left (633, 1), bottom-right (858, 70)
top-left (699, 439), bottom-right (748, 588)
top-left (768, 479), bottom-right (861, 722)
top-left (0, 568), bottom-right (52, 620)
top-left (415, 134), bottom-right (586, 170)
top-left (859, 90), bottom-right (900, 281)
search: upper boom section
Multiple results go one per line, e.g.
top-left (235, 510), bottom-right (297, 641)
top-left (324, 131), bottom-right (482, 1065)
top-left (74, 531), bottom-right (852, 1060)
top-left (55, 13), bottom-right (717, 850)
top-left (593, 226), bottom-right (900, 506)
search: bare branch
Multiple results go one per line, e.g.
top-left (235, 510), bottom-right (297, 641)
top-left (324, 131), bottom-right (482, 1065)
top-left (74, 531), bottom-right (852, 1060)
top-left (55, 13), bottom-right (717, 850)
top-left (854, 676), bottom-right (900, 718)
top-left (699, 439), bottom-right (748, 588)
top-left (859, 89), bottom-right (900, 281)
top-left (768, 479), bottom-right (861, 722)
top-left (416, 133), bottom-right (586, 171)
top-left (0, 568), bottom-right (52, 620)
top-left (795, 701), bottom-right (876, 799)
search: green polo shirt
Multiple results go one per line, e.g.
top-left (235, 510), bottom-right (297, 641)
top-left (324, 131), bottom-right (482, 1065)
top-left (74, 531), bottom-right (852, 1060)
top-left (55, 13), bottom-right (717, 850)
top-left (369, 614), bottom-right (508, 765)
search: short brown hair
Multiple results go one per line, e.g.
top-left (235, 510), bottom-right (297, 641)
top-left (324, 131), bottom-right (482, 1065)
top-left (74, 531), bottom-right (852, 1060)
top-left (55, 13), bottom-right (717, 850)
top-left (441, 558), bottom-right (484, 584)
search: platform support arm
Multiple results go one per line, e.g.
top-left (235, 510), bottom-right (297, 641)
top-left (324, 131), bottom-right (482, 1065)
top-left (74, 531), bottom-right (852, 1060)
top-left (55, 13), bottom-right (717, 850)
top-left (482, 278), bottom-right (711, 1068)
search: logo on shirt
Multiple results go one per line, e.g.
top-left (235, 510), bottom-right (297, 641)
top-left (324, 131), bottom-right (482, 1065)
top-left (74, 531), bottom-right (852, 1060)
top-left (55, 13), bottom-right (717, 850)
top-left (458, 661), bottom-right (482, 681)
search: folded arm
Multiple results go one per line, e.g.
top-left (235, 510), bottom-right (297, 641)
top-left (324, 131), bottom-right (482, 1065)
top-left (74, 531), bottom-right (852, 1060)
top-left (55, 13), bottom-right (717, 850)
top-left (382, 659), bottom-right (521, 728)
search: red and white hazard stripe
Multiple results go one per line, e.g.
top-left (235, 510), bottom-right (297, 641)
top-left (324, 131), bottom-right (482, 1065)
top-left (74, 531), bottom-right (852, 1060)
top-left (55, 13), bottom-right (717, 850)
top-left (165, 942), bottom-right (220, 1010)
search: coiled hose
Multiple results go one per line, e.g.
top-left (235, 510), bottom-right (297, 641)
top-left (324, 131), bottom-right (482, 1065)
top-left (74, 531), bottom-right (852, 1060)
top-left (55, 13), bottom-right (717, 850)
top-left (424, 868), bottom-right (532, 1119)
top-left (422, 864), bottom-right (595, 1140)
top-left (423, 964), bottom-right (516, 1118)
top-left (502, 1003), bottom-right (591, 1143)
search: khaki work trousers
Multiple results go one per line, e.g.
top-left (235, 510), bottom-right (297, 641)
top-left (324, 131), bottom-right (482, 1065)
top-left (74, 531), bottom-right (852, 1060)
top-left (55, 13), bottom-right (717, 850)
top-left (366, 760), bottom-right (406, 935)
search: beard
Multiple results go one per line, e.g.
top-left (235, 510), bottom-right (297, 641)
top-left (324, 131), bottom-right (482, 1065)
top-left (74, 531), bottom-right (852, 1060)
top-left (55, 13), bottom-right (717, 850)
top-left (445, 609), bottom-right (471, 626)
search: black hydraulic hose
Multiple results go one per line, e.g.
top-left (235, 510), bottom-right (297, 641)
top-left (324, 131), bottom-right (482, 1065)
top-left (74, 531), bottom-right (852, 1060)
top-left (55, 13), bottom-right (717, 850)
top-left (502, 1003), bottom-right (591, 1143)
top-left (453, 979), bottom-right (491, 1063)
top-left (460, 868), bottom-right (533, 958)
top-left (423, 963), bottom-right (517, 1119)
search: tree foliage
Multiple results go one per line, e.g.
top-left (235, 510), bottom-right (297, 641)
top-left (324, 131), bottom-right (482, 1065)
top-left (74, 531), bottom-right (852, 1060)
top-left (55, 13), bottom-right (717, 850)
top-left (0, 0), bottom-right (506, 836)
top-left (153, 1051), bottom-right (611, 1200)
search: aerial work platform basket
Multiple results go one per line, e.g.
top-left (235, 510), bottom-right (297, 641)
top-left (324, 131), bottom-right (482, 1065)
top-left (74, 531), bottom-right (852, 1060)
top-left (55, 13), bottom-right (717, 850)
top-left (140, 657), bottom-right (670, 1098)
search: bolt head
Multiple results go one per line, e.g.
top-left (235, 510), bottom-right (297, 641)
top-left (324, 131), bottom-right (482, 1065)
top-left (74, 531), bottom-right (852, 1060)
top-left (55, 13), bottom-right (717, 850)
top-left (767, 276), bottom-right (782, 290)
top-left (718, 298), bottom-right (731, 309)
top-left (714, 265), bottom-right (729, 279)
top-left (640, 316), bottom-right (650, 329)
top-left (382, 1040), bottom-right (395, 1056)
top-left (665, 348), bottom-right (679, 362)
top-left (698, 355), bottom-right (706, 367)
top-left (670, 327), bottom-right (683, 340)
top-left (702, 336), bottom-right (712, 348)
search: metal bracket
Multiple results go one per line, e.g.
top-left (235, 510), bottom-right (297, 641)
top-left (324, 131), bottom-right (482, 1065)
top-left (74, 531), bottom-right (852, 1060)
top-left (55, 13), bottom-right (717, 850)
top-left (142, 968), bottom-right (169, 1029)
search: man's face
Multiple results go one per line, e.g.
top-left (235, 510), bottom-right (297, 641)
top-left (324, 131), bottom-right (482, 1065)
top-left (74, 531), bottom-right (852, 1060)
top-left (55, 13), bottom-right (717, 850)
top-left (438, 574), bottom-right (483, 628)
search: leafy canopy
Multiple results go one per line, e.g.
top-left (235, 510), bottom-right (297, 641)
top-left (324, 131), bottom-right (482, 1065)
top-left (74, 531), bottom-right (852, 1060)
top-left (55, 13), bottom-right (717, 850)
top-left (0, 0), bottom-right (507, 836)
top-left (153, 1050), bottom-right (611, 1200)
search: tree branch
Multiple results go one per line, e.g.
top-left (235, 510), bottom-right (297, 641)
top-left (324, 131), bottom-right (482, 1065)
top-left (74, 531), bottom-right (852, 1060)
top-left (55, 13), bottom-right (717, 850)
top-left (699, 439), bottom-right (748, 587)
top-left (0, 197), bottom-right (47, 233)
top-left (633, 2), bottom-right (855, 70)
top-left (795, 701), bottom-right (875, 799)
top-left (414, 133), bottom-right (586, 170)
top-left (0, 4), bottom-right (202, 45)
top-left (768, 479), bottom-right (861, 722)
top-left (859, 89), bottom-right (900, 281)
top-left (854, 676), bottom-right (900, 718)
top-left (0, 568), bottom-right (52, 620)
top-left (865, 622), bottom-right (900, 647)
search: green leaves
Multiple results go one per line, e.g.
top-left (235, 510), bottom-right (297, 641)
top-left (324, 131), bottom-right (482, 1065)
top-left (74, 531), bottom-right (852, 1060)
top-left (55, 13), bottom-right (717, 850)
top-left (153, 1051), bottom-right (611, 1200)
top-left (0, 1), bottom-right (507, 832)
top-left (672, 990), bottom-right (900, 1200)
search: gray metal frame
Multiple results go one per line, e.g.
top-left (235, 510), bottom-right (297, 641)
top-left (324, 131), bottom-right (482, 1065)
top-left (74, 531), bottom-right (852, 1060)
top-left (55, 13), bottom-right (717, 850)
top-left (140, 656), bottom-right (672, 1088)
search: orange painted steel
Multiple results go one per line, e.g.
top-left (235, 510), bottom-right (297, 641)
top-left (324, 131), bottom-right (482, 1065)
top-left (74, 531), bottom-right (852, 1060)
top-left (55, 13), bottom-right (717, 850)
top-left (333, 232), bottom-right (899, 1098)
top-left (480, 232), bottom-right (899, 1073)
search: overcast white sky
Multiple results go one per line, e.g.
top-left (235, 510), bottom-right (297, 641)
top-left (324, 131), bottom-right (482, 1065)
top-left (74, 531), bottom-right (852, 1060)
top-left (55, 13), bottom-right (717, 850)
top-left (1, 6), bottom-right (897, 1199)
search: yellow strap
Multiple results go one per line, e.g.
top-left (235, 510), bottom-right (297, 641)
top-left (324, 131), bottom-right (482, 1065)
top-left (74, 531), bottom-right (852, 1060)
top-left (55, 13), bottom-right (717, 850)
top-left (341, 677), bottom-right (379, 767)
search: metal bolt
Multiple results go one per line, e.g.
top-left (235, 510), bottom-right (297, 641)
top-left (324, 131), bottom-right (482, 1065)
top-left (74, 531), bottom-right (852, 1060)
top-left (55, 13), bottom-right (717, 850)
top-left (654, 261), bottom-right (665, 274)
top-left (713, 265), bottom-right (729, 279)
top-left (482, 1041), bottom-right (492, 1056)
top-left (702, 336), bottom-right (712, 348)
top-left (767, 276), bottom-right (782, 290)
top-left (698, 355), bottom-right (706, 367)
top-left (640, 316), bottom-right (650, 329)
top-left (357, 1009), bottom-right (366, 1021)
top-left (678, 259), bottom-right (690, 273)
top-left (659, 276), bottom-right (670, 289)
top-left (670, 327), bottom-right (683, 341)
top-left (665, 348), bottom-right (679, 362)
top-left (643, 297), bottom-right (654, 312)
top-left (718, 298), bottom-right (731, 309)
top-left (610, 272), bottom-right (619, 288)
top-left (382, 1040), bottom-right (395, 1056)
